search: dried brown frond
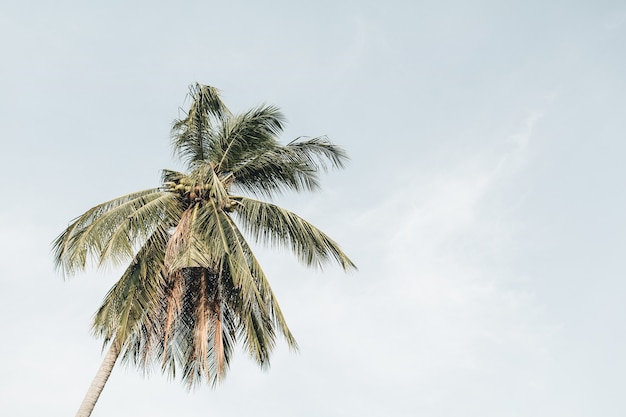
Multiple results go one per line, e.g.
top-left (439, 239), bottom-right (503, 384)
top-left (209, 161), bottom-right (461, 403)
top-left (165, 208), bottom-right (193, 271)
top-left (212, 267), bottom-right (225, 378)
top-left (162, 271), bottom-right (185, 355)
top-left (194, 269), bottom-right (212, 380)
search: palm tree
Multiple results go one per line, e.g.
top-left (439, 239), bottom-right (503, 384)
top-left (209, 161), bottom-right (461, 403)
top-left (53, 84), bottom-right (355, 417)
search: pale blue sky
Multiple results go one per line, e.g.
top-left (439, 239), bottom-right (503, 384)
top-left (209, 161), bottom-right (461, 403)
top-left (1, 1), bottom-right (625, 416)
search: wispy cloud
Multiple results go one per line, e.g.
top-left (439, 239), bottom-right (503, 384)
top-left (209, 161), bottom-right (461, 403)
top-left (322, 110), bottom-right (555, 413)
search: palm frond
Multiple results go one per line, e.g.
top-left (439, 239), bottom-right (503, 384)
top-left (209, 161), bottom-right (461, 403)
top-left (52, 189), bottom-right (180, 276)
top-left (92, 223), bottom-right (169, 346)
top-left (164, 206), bottom-right (214, 271)
top-left (217, 210), bottom-right (277, 365)
top-left (233, 197), bottom-right (356, 271)
top-left (285, 136), bottom-right (349, 171)
top-left (229, 137), bottom-right (349, 197)
top-left (196, 200), bottom-right (282, 365)
top-left (171, 84), bottom-right (231, 168)
top-left (221, 213), bottom-right (298, 350)
top-left (213, 105), bottom-right (285, 172)
top-left (144, 267), bottom-right (239, 388)
top-left (193, 269), bottom-right (212, 380)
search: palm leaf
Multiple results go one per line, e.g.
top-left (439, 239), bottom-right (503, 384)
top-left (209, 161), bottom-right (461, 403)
top-left (233, 197), bottom-right (356, 271)
top-left (171, 84), bottom-right (231, 168)
top-left (92, 223), bottom-right (169, 346)
top-left (53, 189), bottom-right (179, 275)
top-left (229, 137), bottom-right (349, 197)
top-left (221, 213), bottom-right (298, 350)
top-left (213, 105), bottom-right (285, 172)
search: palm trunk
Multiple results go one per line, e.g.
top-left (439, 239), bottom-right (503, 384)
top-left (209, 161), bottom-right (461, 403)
top-left (75, 339), bottom-right (121, 417)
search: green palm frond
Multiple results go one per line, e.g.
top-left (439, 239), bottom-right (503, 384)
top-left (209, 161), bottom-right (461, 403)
top-left (229, 136), bottom-right (349, 197)
top-left (284, 136), bottom-right (349, 171)
top-left (92, 224), bottom-right (169, 345)
top-left (221, 213), bottom-right (298, 350)
top-left (216, 208), bottom-right (277, 365)
top-left (171, 84), bottom-right (231, 168)
top-left (52, 189), bottom-right (180, 275)
top-left (233, 196), bottom-right (356, 271)
top-left (213, 105), bottom-right (285, 171)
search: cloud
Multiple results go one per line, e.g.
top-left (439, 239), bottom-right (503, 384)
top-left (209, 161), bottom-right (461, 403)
top-left (322, 110), bottom-right (555, 414)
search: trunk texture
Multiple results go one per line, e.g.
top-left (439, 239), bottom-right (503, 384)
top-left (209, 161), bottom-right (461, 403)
top-left (75, 340), bottom-right (121, 417)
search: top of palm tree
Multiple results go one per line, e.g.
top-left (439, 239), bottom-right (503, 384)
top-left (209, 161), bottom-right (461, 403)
top-left (53, 83), bottom-right (355, 388)
top-left (172, 83), bottom-right (348, 197)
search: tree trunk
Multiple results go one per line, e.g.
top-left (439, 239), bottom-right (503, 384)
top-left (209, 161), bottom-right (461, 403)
top-left (75, 339), bottom-right (121, 417)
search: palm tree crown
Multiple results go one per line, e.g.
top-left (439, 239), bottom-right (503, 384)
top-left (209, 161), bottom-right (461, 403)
top-left (53, 84), bottom-right (355, 388)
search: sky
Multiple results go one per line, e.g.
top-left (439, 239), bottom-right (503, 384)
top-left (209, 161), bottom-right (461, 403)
top-left (1, 1), bottom-right (626, 416)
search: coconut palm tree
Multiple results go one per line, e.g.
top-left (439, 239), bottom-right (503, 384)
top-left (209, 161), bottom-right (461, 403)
top-left (53, 84), bottom-right (355, 417)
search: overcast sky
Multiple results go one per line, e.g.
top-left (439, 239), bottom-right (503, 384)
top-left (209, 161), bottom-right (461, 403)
top-left (1, 1), bottom-right (626, 416)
